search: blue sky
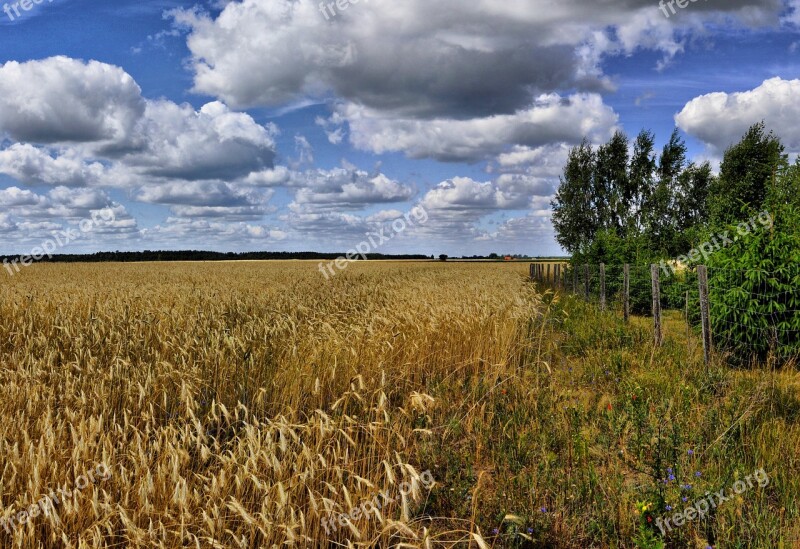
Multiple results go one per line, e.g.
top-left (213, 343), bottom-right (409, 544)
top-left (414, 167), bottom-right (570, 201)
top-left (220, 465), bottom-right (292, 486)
top-left (0, 0), bottom-right (798, 256)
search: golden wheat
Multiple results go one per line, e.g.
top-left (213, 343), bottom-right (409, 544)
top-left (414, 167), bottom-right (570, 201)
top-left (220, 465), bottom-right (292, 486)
top-left (0, 261), bottom-right (539, 548)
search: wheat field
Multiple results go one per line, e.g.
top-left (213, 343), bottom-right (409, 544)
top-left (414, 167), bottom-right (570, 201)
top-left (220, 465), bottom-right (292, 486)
top-left (0, 262), bottom-right (798, 548)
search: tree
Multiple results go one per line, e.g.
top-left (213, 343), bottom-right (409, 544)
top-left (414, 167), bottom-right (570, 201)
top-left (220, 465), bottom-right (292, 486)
top-left (675, 162), bottom-right (712, 230)
top-left (554, 129), bottom-right (695, 263)
top-left (672, 161), bottom-right (714, 252)
top-left (709, 122), bottom-right (787, 225)
top-left (593, 130), bottom-right (630, 234)
top-left (628, 130), bottom-right (657, 234)
top-left (641, 129), bottom-right (687, 255)
top-left (551, 139), bottom-right (597, 254)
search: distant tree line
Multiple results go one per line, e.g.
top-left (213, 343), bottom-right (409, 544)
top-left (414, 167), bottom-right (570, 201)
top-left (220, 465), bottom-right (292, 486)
top-left (0, 250), bottom-right (433, 264)
top-left (0, 250), bottom-right (558, 264)
top-left (552, 122), bottom-right (793, 265)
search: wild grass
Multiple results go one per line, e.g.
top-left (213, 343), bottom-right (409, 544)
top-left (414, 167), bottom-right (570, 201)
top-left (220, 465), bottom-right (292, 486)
top-left (0, 261), bottom-right (797, 547)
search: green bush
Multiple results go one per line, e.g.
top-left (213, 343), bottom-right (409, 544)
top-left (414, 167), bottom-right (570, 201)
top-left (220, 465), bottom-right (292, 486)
top-left (704, 193), bottom-right (800, 363)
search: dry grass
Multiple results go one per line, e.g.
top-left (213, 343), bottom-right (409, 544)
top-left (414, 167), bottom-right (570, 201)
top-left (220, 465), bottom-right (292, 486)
top-left (0, 261), bottom-right (797, 548)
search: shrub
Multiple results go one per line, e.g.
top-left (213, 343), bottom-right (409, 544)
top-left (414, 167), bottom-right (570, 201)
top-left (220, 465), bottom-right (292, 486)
top-left (704, 191), bottom-right (800, 363)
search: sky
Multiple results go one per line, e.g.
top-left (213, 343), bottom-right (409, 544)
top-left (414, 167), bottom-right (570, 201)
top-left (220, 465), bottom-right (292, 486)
top-left (0, 0), bottom-right (799, 257)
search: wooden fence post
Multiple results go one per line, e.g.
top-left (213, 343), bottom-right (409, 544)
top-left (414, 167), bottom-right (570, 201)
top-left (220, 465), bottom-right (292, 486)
top-left (584, 264), bottom-right (590, 301)
top-left (573, 266), bottom-right (577, 293)
top-left (563, 265), bottom-right (567, 289)
top-left (623, 264), bottom-right (630, 323)
top-left (530, 263), bottom-right (534, 280)
top-left (547, 263), bottom-right (551, 285)
top-left (651, 264), bottom-right (662, 347)
top-left (698, 265), bottom-right (711, 365)
top-left (554, 264), bottom-right (560, 288)
top-left (600, 263), bottom-right (606, 311)
top-left (685, 290), bottom-right (691, 354)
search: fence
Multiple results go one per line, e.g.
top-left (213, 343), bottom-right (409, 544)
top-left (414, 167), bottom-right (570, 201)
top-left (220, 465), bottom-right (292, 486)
top-left (529, 262), bottom-right (800, 365)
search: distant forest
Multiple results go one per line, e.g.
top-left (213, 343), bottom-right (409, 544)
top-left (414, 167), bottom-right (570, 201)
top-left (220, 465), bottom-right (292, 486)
top-left (0, 251), bottom-right (433, 264)
top-left (0, 251), bottom-right (559, 264)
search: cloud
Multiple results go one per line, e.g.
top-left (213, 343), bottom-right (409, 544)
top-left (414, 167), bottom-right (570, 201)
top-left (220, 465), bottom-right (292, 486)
top-left (133, 180), bottom-right (254, 207)
top-left (783, 0), bottom-right (800, 25)
top-left (117, 100), bottom-right (276, 180)
top-left (133, 180), bottom-right (276, 220)
top-left (172, 0), bottom-right (783, 119)
top-left (676, 77), bottom-right (800, 154)
top-left (0, 186), bottom-right (117, 221)
top-left (139, 218), bottom-right (288, 249)
top-left (289, 167), bottom-right (415, 208)
top-left (242, 166), bottom-right (292, 187)
top-left (0, 144), bottom-right (110, 187)
top-left (0, 186), bottom-right (42, 208)
top-left (0, 57), bottom-right (145, 145)
top-left (420, 175), bottom-right (552, 214)
top-left (488, 212), bottom-right (560, 252)
top-left (280, 205), bottom-right (371, 243)
top-left (0, 58), bottom-right (277, 188)
top-left (494, 143), bottom-right (571, 175)
top-left (0, 186), bottom-right (138, 248)
top-left (330, 94), bottom-right (618, 162)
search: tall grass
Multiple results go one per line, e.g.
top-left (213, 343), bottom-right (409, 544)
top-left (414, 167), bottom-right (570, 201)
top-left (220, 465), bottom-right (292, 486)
top-left (0, 262), bottom-right (797, 547)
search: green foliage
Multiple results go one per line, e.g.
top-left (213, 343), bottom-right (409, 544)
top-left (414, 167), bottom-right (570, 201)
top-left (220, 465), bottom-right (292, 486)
top-left (595, 130), bottom-right (630, 233)
top-left (633, 527), bottom-right (666, 549)
top-left (570, 231), bottom-right (662, 315)
top-left (704, 179), bottom-right (800, 362)
top-left (629, 130), bottom-right (657, 234)
top-left (552, 139), bottom-right (597, 254)
top-left (709, 122), bottom-right (787, 226)
top-left (554, 128), bottom-right (716, 265)
top-left (554, 124), bottom-right (798, 365)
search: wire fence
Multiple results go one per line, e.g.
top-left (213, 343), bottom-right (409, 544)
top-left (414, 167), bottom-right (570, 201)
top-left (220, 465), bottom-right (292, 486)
top-left (529, 262), bottom-right (800, 365)
top-left (706, 265), bottom-right (800, 362)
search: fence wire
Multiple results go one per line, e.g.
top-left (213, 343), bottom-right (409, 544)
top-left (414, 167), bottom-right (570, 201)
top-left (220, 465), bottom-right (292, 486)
top-left (532, 263), bottom-right (800, 363)
top-left (707, 265), bottom-right (800, 362)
